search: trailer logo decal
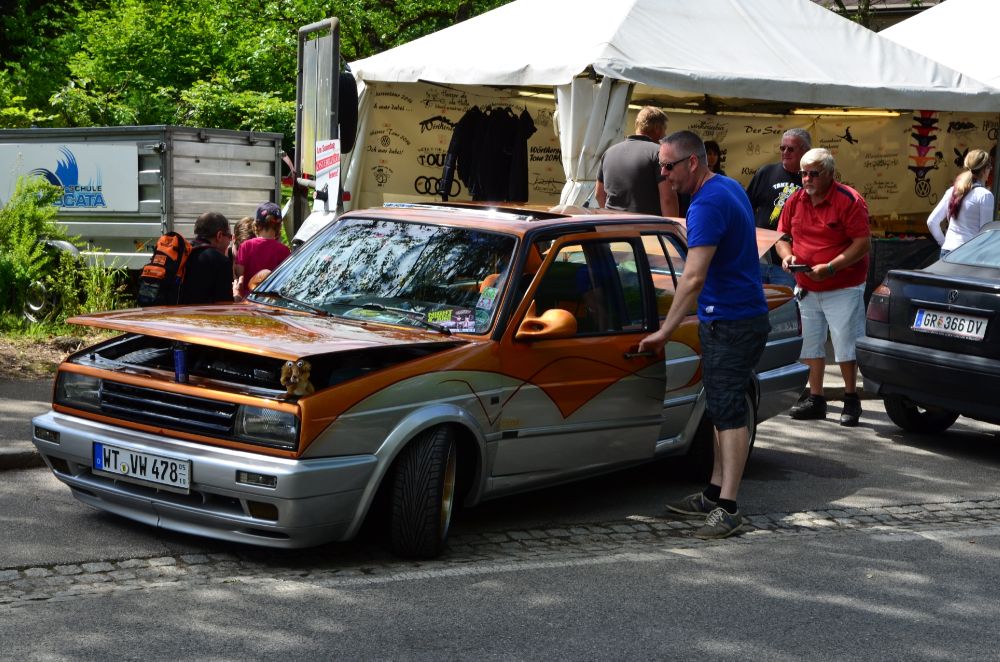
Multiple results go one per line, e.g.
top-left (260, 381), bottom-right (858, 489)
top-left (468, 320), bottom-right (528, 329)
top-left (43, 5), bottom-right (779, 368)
top-left (31, 147), bottom-right (107, 209)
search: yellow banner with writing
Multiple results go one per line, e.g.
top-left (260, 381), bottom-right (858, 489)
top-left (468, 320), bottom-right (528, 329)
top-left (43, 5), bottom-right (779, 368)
top-left (352, 82), bottom-right (998, 232)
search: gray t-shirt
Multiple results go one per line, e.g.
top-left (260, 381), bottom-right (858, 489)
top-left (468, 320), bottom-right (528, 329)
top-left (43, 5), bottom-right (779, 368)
top-left (597, 135), bottom-right (665, 215)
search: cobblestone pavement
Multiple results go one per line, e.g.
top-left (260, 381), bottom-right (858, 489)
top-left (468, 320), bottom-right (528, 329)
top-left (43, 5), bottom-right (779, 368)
top-left (4, 498), bottom-right (1000, 609)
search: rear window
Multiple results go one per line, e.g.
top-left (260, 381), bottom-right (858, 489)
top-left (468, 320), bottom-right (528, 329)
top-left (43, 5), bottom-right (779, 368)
top-left (943, 229), bottom-right (1000, 268)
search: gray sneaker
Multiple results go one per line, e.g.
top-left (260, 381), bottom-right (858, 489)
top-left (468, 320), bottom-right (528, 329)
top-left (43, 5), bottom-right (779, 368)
top-left (693, 507), bottom-right (743, 539)
top-left (665, 492), bottom-right (717, 516)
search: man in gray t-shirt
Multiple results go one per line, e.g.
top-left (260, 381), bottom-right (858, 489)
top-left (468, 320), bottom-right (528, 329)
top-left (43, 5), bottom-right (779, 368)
top-left (596, 106), bottom-right (679, 217)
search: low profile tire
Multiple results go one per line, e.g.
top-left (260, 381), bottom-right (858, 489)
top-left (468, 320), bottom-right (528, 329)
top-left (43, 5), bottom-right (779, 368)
top-left (684, 392), bottom-right (757, 480)
top-left (883, 394), bottom-right (959, 433)
top-left (389, 425), bottom-right (458, 559)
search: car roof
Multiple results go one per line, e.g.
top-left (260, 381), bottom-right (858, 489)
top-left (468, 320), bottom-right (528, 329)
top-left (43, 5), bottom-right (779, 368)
top-left (340, 202), bottom-right (782, 257)
top-left (341, 202), bottom-right (684, 237)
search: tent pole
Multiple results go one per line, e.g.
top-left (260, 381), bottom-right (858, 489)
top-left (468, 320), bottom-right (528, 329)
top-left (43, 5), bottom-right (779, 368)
top-left (993, 112), bottom-right (1000, 220)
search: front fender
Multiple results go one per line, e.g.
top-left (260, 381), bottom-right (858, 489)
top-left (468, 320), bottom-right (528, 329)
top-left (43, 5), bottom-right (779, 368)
top-left (341, 404), bottom-right (489, 539)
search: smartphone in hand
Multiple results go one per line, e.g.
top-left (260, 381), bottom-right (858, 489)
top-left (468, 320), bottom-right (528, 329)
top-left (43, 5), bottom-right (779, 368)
top-left (787, 263), bottom-right (812, 273)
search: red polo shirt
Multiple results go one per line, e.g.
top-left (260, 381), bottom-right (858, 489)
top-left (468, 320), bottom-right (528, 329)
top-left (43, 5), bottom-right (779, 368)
top-left (778, 181), bottom-right (870, 292)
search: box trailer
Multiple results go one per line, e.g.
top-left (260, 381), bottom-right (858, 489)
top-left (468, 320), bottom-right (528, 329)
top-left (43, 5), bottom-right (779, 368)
top-left (0, 125), bottom-right (283, 270)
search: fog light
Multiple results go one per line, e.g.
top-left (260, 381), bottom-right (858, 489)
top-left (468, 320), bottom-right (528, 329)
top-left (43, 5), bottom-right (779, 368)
top-left (48, 457), bottom-right (71, 475)
top-left (247, 501), bottom-right (279, 520)
top-left (34, 426), bottom-right (60, 444)
top-left (236, 470), bottom-right (277, 488)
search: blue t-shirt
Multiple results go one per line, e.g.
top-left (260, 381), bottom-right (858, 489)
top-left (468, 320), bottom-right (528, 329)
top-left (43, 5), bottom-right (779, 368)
top-left (685, 175), bottom-right (768, 322)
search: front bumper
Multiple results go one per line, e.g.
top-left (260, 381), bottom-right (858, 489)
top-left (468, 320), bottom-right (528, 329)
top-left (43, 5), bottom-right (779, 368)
top-left (31, 410), bottom-right (378, 548)
top-left (857, 336), bottom-right (1000, 424)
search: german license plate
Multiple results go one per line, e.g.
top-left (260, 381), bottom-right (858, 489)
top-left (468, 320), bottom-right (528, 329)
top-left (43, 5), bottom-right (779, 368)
top-left (93, 442), bottom-right (191, 493)
top-left (913, 308), bottom-right (988, 341)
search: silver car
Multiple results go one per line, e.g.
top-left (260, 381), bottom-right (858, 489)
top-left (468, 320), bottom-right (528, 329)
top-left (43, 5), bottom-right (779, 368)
top-left (32, 204), bottom-right (806, 558)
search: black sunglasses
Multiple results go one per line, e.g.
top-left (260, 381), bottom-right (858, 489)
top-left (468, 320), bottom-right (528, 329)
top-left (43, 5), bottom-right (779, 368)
top-left (660, 154), bottom-right (692, 171)
top-left (799, 169), bottom-right (823, 179)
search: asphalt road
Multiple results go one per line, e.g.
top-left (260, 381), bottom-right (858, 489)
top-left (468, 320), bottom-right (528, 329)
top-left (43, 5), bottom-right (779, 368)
top-left (0, 378), bottom-right (49, 469)
top-left (5, 383), bottom-right (1000, 568)
top-left (4, 526), bottom-right (1000, 661)
top-left (3, 378), bottom-right (1000, 659)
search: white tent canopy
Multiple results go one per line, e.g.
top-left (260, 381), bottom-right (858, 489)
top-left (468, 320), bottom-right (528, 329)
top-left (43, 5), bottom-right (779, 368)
top-left (351, 0), bottom-right (998, 111)
top-left (346, 0), bottom-right (1000, 208)
top-left (881, 0), bottom-right (1000, 90)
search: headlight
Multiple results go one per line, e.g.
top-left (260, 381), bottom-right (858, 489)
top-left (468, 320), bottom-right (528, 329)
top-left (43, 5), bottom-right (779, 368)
top-left (56, 372), bottom-right (102, 410)
top-left (235, 405), bottom-right (299, 450)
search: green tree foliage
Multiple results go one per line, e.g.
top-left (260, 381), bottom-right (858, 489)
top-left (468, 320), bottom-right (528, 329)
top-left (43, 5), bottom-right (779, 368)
top-left (51, 0), bottom-right (260, 126)
top-left (334, 0), bottom-right (510, 61)
top-left (0, 1), bottom-right (105, 112)
top-left (180, 77), bottom-right (294, 141)
top-left (2, 0), bottom-right (510, 144)
top-left (827, 0), bottom-right (925, 30)
top-left (0, 71), bottom-right (55, 128)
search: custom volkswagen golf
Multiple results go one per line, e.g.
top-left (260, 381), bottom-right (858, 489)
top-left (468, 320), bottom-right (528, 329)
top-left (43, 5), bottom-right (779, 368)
top-left (32, 203), bottom-right (807, 558)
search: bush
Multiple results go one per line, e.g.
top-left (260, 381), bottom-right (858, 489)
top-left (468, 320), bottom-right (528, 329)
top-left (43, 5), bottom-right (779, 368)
top-left (0, 175), bottom-right (132, 327)
top-left (0, 176), bottom-right (65, 315)
top-left (49, 251), bottom-right (134, 320)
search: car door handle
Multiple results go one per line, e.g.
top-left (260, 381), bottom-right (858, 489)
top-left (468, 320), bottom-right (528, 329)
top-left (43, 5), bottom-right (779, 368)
top-left (623, 350), bottom-right (656, 359)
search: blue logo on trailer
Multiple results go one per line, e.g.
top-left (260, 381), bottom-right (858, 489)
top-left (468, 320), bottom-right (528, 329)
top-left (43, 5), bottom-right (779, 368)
top-left (30, 147), bottom-right (107, 208)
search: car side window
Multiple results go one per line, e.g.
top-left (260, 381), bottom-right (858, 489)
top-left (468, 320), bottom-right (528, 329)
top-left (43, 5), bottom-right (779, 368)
top-left (532, 240), bottom-right (645, 335)
top-left (642, 233), bottom-right (691, 318)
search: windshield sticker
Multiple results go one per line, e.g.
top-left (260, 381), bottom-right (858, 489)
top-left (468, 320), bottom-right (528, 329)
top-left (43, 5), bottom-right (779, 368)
top-left (426, 308), bottom-right (476, 331)
top-left (450, 309), bottom-right (476, 332)
top-left (427, 309), bottom-right (453, 324)
top-left (476, 287), bottom-right (498, 310)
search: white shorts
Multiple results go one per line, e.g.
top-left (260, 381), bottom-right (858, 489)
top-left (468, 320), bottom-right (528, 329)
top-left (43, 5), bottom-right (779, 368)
top-left (798, 284), bottom-right (865, 362)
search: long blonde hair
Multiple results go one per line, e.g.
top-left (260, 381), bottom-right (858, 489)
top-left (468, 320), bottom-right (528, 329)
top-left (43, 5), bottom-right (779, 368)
top-left (948, 149), bottom-right (991, 219)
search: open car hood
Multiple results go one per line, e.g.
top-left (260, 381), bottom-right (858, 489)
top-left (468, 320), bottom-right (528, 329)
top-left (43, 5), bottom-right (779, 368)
top-left (68, 304), bottom-right (464, 361)
top-left (754, 227), bottom-right (785, 258)
top-left (673, 219), bottom-right (783, 259)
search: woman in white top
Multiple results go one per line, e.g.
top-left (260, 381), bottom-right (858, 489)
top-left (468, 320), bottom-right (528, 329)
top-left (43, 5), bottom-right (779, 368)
top-left (927, 148), bottom-right (995, 259)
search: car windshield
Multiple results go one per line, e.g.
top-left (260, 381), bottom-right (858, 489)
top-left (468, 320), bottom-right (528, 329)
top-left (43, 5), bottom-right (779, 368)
top-left (942, 228), bottom-right (1000, 268)
top-left (251, 217), bottom-right (517, 334)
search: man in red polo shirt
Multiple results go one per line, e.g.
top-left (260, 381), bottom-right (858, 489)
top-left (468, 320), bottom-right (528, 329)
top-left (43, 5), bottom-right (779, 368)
top-left (775, 148), bottom-right (871, 426)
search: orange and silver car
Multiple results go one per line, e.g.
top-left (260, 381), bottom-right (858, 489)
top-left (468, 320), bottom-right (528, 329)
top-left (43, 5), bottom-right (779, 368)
top-left (32, 203), bottom-right (807, 558)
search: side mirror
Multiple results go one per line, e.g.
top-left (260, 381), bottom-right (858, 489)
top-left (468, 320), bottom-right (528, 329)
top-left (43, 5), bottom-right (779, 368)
top-left (516, 301), bottom-right (577, 341)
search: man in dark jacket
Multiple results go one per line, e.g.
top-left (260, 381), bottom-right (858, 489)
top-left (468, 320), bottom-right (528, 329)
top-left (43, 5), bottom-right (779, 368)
top-left (179, 211), bottom-right (235, 305)
top-left (745, 128), bottom-right (811, 287)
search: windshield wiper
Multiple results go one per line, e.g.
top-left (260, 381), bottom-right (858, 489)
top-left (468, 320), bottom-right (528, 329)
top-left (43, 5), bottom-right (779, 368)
top-left (359, 303), bottom-right (451, 335)
top-left (251, 289), bottom-right (330, 316)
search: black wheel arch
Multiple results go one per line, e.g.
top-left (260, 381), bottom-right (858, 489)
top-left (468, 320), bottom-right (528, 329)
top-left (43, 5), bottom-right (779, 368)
top-left (363, 420), bottom-right (485, 531)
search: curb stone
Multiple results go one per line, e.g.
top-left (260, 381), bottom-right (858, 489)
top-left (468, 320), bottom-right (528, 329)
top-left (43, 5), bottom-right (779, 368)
top-left (3, 498), bottom-right (999, 609)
